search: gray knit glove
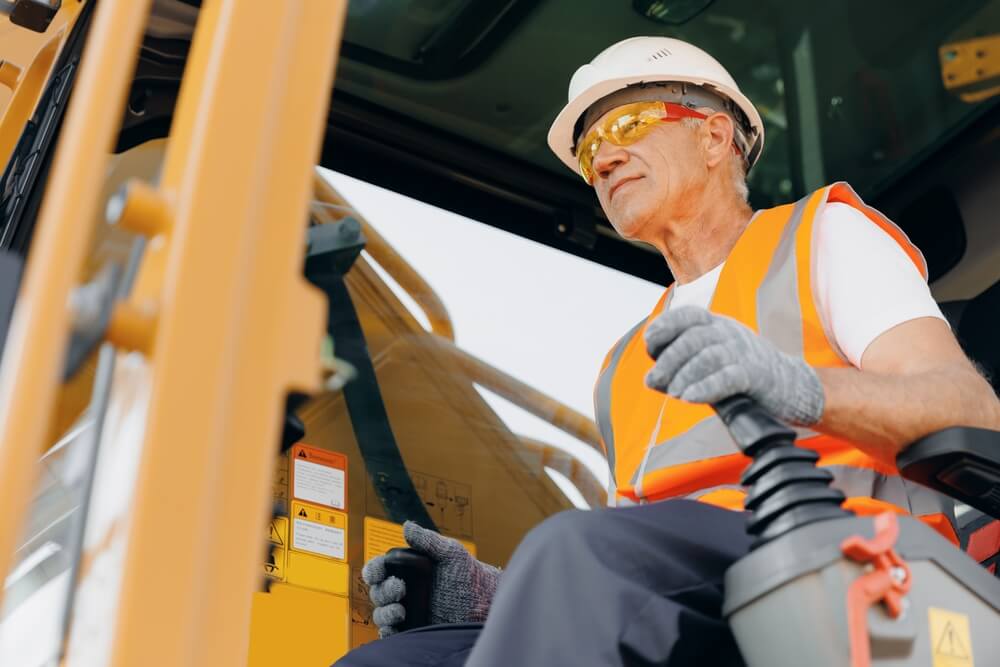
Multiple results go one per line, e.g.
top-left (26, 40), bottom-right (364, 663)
top-left (644, 306), bottom-right (825, 425)
top-left (361, 521), bottom-right (500, 638)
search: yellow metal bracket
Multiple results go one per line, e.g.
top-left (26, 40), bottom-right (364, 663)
top-left (0, 61), bottom-right (23, 90)
top-left (0, 0), bottom-right (85, 171)
top-left (0, 0), bottom-right (152, 619)
top-left (940, 34), bottom-right (1000, 103)
top-left (88, 1), bottom-right (347, 664)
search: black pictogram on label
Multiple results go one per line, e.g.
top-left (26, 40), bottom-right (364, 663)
top-left (269, 521), bottom-right (284, 546)
top-left (935, 621), bottom-right (970, 659)
top-left (297, 450), bottom-right (308, 459)
top-left (298, 508), bottom-right (308, 517)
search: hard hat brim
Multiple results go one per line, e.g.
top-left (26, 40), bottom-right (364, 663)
top-left (547, 74), bottom-right (765, 175)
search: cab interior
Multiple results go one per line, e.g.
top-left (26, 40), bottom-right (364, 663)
top-left (0, 0), bottom-right (999, 664)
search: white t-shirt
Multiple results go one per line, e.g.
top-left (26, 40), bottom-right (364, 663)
top-left (668, 202), bottom-right (946, 368)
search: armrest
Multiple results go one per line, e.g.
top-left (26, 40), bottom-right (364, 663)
top-left (897, 426), bottom-right (1000, 519)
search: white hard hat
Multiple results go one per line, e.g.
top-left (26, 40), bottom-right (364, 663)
top-left (547, 36), bottom-right (765, 175)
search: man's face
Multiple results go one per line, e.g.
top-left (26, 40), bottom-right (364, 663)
top-left (586, 109), bottom-right (709, 242)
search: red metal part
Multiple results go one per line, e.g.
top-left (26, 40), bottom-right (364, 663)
top-left (840, 512), bottom-right (913, 667)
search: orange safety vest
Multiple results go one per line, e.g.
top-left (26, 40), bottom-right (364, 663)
top-left (594, 182), bottom-right (958, 545)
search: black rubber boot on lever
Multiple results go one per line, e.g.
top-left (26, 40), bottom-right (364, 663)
top-left (712, 395), bottom-right (851, 547)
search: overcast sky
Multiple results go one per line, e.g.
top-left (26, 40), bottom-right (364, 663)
top-left (322, 169), bottom-right (664, 502)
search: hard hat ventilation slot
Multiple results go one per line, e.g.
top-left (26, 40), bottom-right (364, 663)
top-left (647, 48), bottom-right (672, 61)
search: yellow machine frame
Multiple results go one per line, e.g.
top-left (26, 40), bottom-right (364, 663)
top-left (0, 1), bottom-right (347, 664)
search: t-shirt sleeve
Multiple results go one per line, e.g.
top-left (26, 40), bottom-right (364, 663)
top-left (814, 202), bottom-right (946, 369)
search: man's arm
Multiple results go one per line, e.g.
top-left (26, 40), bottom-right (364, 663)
top-left (644, 308), bottom-right (1000, 465)
top-left (816, 316), bottom-right (1000, 467)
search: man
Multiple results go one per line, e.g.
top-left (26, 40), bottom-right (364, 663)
top-left (337, 36), bottom-right (1000, 666)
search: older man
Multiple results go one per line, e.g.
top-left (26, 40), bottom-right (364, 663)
top-left (338, 37), bottom-right (1000, 667)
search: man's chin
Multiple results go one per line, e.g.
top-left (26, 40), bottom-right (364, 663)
top-left (608, 207), bottom-right (651, 241)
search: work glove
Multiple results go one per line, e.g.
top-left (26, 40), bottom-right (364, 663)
top-left (644, 306), bottom-right (825, 425)
top-left (361, 521), bottom-right (501, 638)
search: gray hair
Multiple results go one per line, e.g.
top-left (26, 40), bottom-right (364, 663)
top-left (680, 117), bottom-right (749, 202)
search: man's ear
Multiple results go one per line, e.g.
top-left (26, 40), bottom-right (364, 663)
top-left (702, 113), bottom-right (735, 169)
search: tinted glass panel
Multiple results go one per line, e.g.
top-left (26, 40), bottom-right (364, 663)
top-left (337, 0), bottom-right (1000, 207)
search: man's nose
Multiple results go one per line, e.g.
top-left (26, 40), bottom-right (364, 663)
top-left (591, 140), bottom-right (629, 181)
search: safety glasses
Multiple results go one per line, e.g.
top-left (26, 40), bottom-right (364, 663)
top-left (575, 101), bottom-right (708, 184)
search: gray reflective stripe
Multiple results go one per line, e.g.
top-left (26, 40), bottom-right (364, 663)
top-left (607, 478), bottom-right (620, 507)
top-left (633, 400), bottom-right (667, 498)
top-left (808, 189), bottom-right (849, 364)
top-left (683, 468), bottom-right (953, 527)
top-left (632, 418), bottom-right (820, 487)
top-left (824, 464), bottom-right (877, 499)
top-left (595, 316), bottom-right (647, 477)
top-left (631, 416), bottom-right (739, 485)
top-left (824, 464), bottom-right (956, 521)
top-left (612, 494), bottom-right (639, 507)
top-left (756, 195), bottom-right (809, 355)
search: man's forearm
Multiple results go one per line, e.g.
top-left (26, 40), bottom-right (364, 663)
top-left (814, 364), bottom-right (1000, 466)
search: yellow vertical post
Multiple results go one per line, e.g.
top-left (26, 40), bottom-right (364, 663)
top-left (0, 0), bottom-right (152, 611)
top-left (88, 1), bottom-right (345, 665)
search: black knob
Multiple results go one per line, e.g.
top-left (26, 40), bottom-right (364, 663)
top-left (383, 547), bottom-right (435, 631)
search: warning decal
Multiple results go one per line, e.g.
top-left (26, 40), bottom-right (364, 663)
top-left (268, 516), bottom-right (287, 547)
top-left (294, 519), bottom-right (345, 560)
top-left (291, 444), bottom-right (347, 511)
top-left (263, 516), bottom-right (288, 581)
top-left (263, 545), bottom-right (285, 580)
top-left (928, 607), bottom-right (974, 667)
top-left (291, 501), bottom-right (347, 561)
top-left (363, 516), bottom-right (476, 564)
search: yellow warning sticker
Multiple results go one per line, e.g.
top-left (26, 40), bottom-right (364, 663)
top-left (263, 516), bottom-right (288, 580)
top-left (929, 607), bottom-right (975, 667)
top-left (291, 444), bottom-right (347, 511)
top-left (263, 544), bottom-right (286, 581)
top-left (363, 516), bottom-right (476, 563)
top-left (291, 501), bottom-right (347, 561)
top-left (268, 516), bottom-right (288, 547)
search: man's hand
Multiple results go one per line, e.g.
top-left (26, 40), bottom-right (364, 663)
top-left (643, 306), bottom-right (825, 425)
top-left (361, 521), bottom-right (500, 638)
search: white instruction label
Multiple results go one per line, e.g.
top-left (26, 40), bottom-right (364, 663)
top-left (293, 518), bottom-right (345, 560)
top-left (294, 458), bottom-right (345, 510)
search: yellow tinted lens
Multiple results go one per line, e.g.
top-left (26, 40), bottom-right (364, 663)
top-left (578, 133), bottom-right (601, 183)
top-left (576, 102), bottom-right (666, 183)
top-left (609, 113), bottom-right (640, 143)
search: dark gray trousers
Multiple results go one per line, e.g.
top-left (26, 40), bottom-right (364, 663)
top-left (337, 499), bottom-right (753, 666)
